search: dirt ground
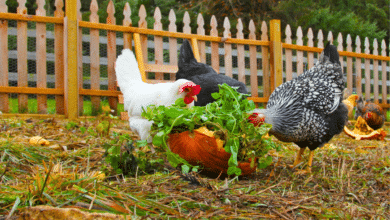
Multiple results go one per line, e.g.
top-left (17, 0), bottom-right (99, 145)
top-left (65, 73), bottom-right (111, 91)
top-left (0, 116), bottom-right (389, 219)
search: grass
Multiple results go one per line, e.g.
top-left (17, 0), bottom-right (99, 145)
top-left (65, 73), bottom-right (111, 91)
top-left (7, 98), bottom-right (125, 116)
top-left (0, 117), bottom-right (389, 219)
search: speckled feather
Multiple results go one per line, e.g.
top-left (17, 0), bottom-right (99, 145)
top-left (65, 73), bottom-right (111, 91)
top-left (256, 44), bottom-right (348, 150)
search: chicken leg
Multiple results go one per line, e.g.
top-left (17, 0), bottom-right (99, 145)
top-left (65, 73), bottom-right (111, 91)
top-left (290, 147), bottom-right (305, 168)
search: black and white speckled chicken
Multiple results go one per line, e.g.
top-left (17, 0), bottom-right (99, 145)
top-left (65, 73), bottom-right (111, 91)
top-left (249, 43), bottom-right (348, 173)
top-left (354, 97), bottom-right (385, 130)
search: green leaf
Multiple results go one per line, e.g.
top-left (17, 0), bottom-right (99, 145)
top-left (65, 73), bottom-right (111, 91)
top-left (258, 155), bottom-right (273, 169)
top-left (181, 165), bottom-right (190, 174)
top-left (211, 92), bottom-right (221, 100)
top-left (227, 166), bottom-right (242, 176)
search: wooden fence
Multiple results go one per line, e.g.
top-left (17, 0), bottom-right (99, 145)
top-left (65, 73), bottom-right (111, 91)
top-left (0, 0), bottom-right (389, 120)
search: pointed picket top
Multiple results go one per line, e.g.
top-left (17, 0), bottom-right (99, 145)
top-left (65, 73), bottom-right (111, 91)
top-left (346, 34), bottom-right (352, 52)
top-left (106, 0), bottom-right (115, 24)
top-left (210, 15), bottom-right (218, 36)
top-left (381, 39), bottom-right (387, 56)
top-left (168, 9), bottom-right (176, 32)
top-left (355, 36), bottom-right (361, 53)
top-left (54, 0), bottom-right (64, 17)
top-left (183, 11), bottom-right (191, 33)
top-left (261, 21), bottom-right (268, 41)
top-left (17, 0), bottom-right (27, 14)
top-left (364, 37), bottom-right (370, 54)
top-left (154, 7), bottom-right (162, 30)
top-left (36, 0), bottom-right (45, 16)
top-left (296, 26), bottom-right (303, 45)
top-left (317, 29), bottom-right (323, 48)
top-left (138, 5), bottom-right (147, 28)
top-left (223, 17), bottom-right (231, 38)
top-left (123, 2), bottom-right (131, 26)
top-left (236, 18), bottom-right (243, 39)
top-left (373, 38), bottom-right (378, 55)
top-left (337, 32), bottom-right (343, 51)
top-left (307, 28), bottom-right (313, 47)
top-left (0, 0), bottom-right (7, 13)
top-left (197, 13), bottom-right (205, 35)
top-left (249, 20), bottom-right (256, 40)
top-left (327, 31), bottom-right (333, 44)
top-left (285, 24), bottom-right (292, 44)
top-left (89, 0), bottom-right (99, 22)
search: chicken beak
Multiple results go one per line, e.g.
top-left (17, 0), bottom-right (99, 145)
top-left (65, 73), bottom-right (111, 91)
top-left (193, 95), bottom-right (198, 102)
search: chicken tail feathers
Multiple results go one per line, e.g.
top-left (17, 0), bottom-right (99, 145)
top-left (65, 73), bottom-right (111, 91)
top-left (115, 49), bottom-right (143, 95)
top-left (322, 42), bottom-right (340, 65)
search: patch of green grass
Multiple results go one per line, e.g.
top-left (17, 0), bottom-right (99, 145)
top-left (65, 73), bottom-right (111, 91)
top-left (8, 98), bottom-right (124, 116)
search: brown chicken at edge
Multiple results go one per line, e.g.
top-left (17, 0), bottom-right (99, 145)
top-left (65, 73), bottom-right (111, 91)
top-left (355, 97), bottom-right (386, 130)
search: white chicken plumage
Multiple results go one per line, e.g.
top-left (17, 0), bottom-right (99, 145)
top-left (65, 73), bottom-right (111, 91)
top-left (115, 49), bottom-right (200, 142)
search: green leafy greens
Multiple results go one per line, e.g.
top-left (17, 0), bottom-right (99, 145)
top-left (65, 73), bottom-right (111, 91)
top-left (142, 83), bottom-right (278, 176)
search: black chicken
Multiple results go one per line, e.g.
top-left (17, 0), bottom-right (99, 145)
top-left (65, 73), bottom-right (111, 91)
top-left (249, 43), bottom-right (348, 173)
top-left (176, 39), bottom-right (248, 106)
top-left (354, 97), bottom-right (385, 130)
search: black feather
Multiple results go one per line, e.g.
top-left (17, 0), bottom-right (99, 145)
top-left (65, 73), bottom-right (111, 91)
top-left (176, 40), bottom-right (248, 106)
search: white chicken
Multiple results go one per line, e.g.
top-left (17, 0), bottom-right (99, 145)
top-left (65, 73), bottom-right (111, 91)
top-left (115, 49), bottom-right (201, 142)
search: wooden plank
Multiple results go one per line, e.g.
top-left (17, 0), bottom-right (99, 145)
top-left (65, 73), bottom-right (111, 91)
top-left (168, 9), bottom-right (177, 80)
top-left (373, 39), bottom-right (379, 103)
top-left (65, 0), bottom-right (79, 120)
top-left (54, 0), bottom-right (64, 115)
top-left (223, 17), bottom-right (232, 78)
top-left (79, 89), bottom-right (121, 97)
top-left (270, 20), bottom-right (283, 90)
top-left (89, 0), bottom-right (101, 114)
top-left (236, 19), bottom-right (245, 84)
top-left (107, 1), bottom-right (117, 113)
top-left (17, 1), bottom-right (28, 113)
top-left (381, 40), bottom-right (387, 105)
top-left (138, 5), bottom-right (148, 65)
top-left (122, 2), bottom-right (132, 49)
top-left (307, 28), bottom-right (314, 69)
top-left (355, 37), bottom-right (362, 97)
top-left (0, 16), bottom-right (8, 113)
top-left (296, 27), bottom-right (303, 75)
top-left (0, 86), bottom-right (64, 95)
top-left (282, 43), bottom-right (390, 61)
top-left (190, 38), bottom-right (201, 62)
top-left (36, 0), bottom-right (47, 114)
top-left (154, 7), bottom-right (163, 80)
top-left (77, 0), bottom-right (83, 116)
top-left (248, 20), bottom-right (258, 98)
top-left (210, 16), bottom-right (219, 73)
top-left (247, 97), bottom-right (268, 103)
top-left (0, 12), bottom-right (63, 24)
top-left (197, 14), bottom-right (206, 63)
top-left (133, 33), bottom-right (147, 82)
top-left (0, 113), bottom-right (66, 118)
top-left (284, 25), bottom-right (292, 81)
top-left (346, 35), bottom-right (353, 97)
top-left (79, 20), bottom-right (271, 46)
top-left (261, 21), bottom-right (270, 98)
top-left (364, 38), bottom-right (371, 101)
top-left (144, 64), bottom-right (178, 74)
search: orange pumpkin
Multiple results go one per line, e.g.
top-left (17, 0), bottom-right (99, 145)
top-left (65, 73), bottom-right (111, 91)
top-left (167, 128), bottom-right (257, 176)
top-left (344, 116), bottom-right (387, 140)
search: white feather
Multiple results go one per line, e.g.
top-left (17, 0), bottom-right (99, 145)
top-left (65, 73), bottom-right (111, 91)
top-left (115, 49), bottom-right (195, 142)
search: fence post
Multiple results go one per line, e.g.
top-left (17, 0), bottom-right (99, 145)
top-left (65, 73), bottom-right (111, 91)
top-left (65, 0), bottom-right (79, 119)
top-left (269, 19), bottom-right (282, 91)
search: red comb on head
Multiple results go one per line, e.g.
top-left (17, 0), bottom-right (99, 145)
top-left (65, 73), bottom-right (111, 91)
top-left (248, 113), bottom-right (265, 127)
top-left (179, 82), bottom-right (201, 104)
top-left (179, 82), bottom-right (201, 96)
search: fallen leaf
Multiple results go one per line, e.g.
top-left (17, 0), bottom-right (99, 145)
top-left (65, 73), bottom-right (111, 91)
top-left (29, 136), bottom-right (50, 146)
